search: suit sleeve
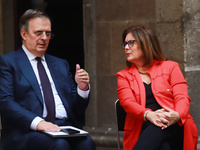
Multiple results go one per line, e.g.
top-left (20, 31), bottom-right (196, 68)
top-left (0, 56), bottom-right (37, 131)
top-left (57, 59), bottom-right (89, 128)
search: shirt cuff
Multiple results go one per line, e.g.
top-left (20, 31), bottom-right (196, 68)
top-left (77, 84), bottom-right (90, 99)
top-left (30, 116), bottom-right (44, 130)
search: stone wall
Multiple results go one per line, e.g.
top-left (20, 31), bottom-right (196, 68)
top-left (83, 0), bottom-right (200, 149)
top-left (183, 0), bottom-right (200, 146)
top-left (0, 0), bottom-right (199, 149)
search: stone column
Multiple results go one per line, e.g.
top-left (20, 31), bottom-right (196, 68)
top-left (183, 0), bottom-right (200, 138)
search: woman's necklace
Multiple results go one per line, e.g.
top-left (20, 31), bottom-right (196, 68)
top-left (138, 70), bottom-right (147, 74)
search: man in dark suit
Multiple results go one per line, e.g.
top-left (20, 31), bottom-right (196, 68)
top-left (0, 9), bottom-right (95, 150)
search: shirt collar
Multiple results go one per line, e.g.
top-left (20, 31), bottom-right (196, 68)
top-left (22, 45), bottom-right (45, 61)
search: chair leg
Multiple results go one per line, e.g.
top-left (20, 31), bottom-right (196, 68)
top-left (117, 130), bottom-right (121, 150)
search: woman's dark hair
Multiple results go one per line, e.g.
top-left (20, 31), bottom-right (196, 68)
top-left (122, 25), bottom-right (165, 67)
top-left (19, 9), bottom-right (51, 33)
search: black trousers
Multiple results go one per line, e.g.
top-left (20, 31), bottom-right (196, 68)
top-left (133, 122), bottom-right (183, 150)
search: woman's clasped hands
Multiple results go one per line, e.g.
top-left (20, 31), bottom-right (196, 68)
top-left (145, 106), bottom-right (181, 130)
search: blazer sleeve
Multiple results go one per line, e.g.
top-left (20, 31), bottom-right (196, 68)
top-left (117, 70), bottom-right (148, 121)
top-left (169, 63), bottom-right (190, 125)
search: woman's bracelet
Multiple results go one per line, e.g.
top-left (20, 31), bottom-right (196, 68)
top-left (144, 110), bottom-right (150, 121)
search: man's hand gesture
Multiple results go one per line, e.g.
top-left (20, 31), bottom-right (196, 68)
top-left (75, 64), bottom-right (89, 91)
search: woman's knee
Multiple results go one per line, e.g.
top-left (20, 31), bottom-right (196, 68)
top-left (159, 140), bottom-right (171, 150)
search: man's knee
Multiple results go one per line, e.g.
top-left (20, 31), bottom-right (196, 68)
top-left (54, 139), bottom-right (71, 150)
top-left (74, 136), bottom-right (95, 150)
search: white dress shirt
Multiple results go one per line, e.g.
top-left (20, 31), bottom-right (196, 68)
top-left (22, 45), bottom-right (90, 130)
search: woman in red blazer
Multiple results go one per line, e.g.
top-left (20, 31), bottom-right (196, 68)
top-left (117, 25), bottom-right (198, 150)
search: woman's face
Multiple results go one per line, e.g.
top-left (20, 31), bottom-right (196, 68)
top-left (124, 32), bottom-right (145, 66)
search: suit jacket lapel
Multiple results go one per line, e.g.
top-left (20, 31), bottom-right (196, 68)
top-left (15, 48), bottom-right (43, 104)
top-left (45, 55), bottom-right (61, 90)
top-left (45, 55), bottom-right (71, 112)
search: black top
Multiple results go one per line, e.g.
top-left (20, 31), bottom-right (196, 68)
top-left (141, 82), bottom-right (162, 130)
top-left (144, 82), bottom-right (161, 111)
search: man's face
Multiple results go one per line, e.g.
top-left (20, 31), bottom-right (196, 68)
top-left (21, 17), bottom-right (52, 57)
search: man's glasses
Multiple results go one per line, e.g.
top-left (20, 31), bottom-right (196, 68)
top-left (121, 40), bottom-right (137, 49)
top-left (34, 30), bottom-right (54, 39)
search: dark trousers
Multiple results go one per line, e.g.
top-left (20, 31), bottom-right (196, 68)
top-left (27, 119), bottom-right (96, 150)
top-left (133, 122), bottom-right (183, 150)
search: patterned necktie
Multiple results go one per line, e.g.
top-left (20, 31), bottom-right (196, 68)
top-left (36, 57), bottom-right (55, 123)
